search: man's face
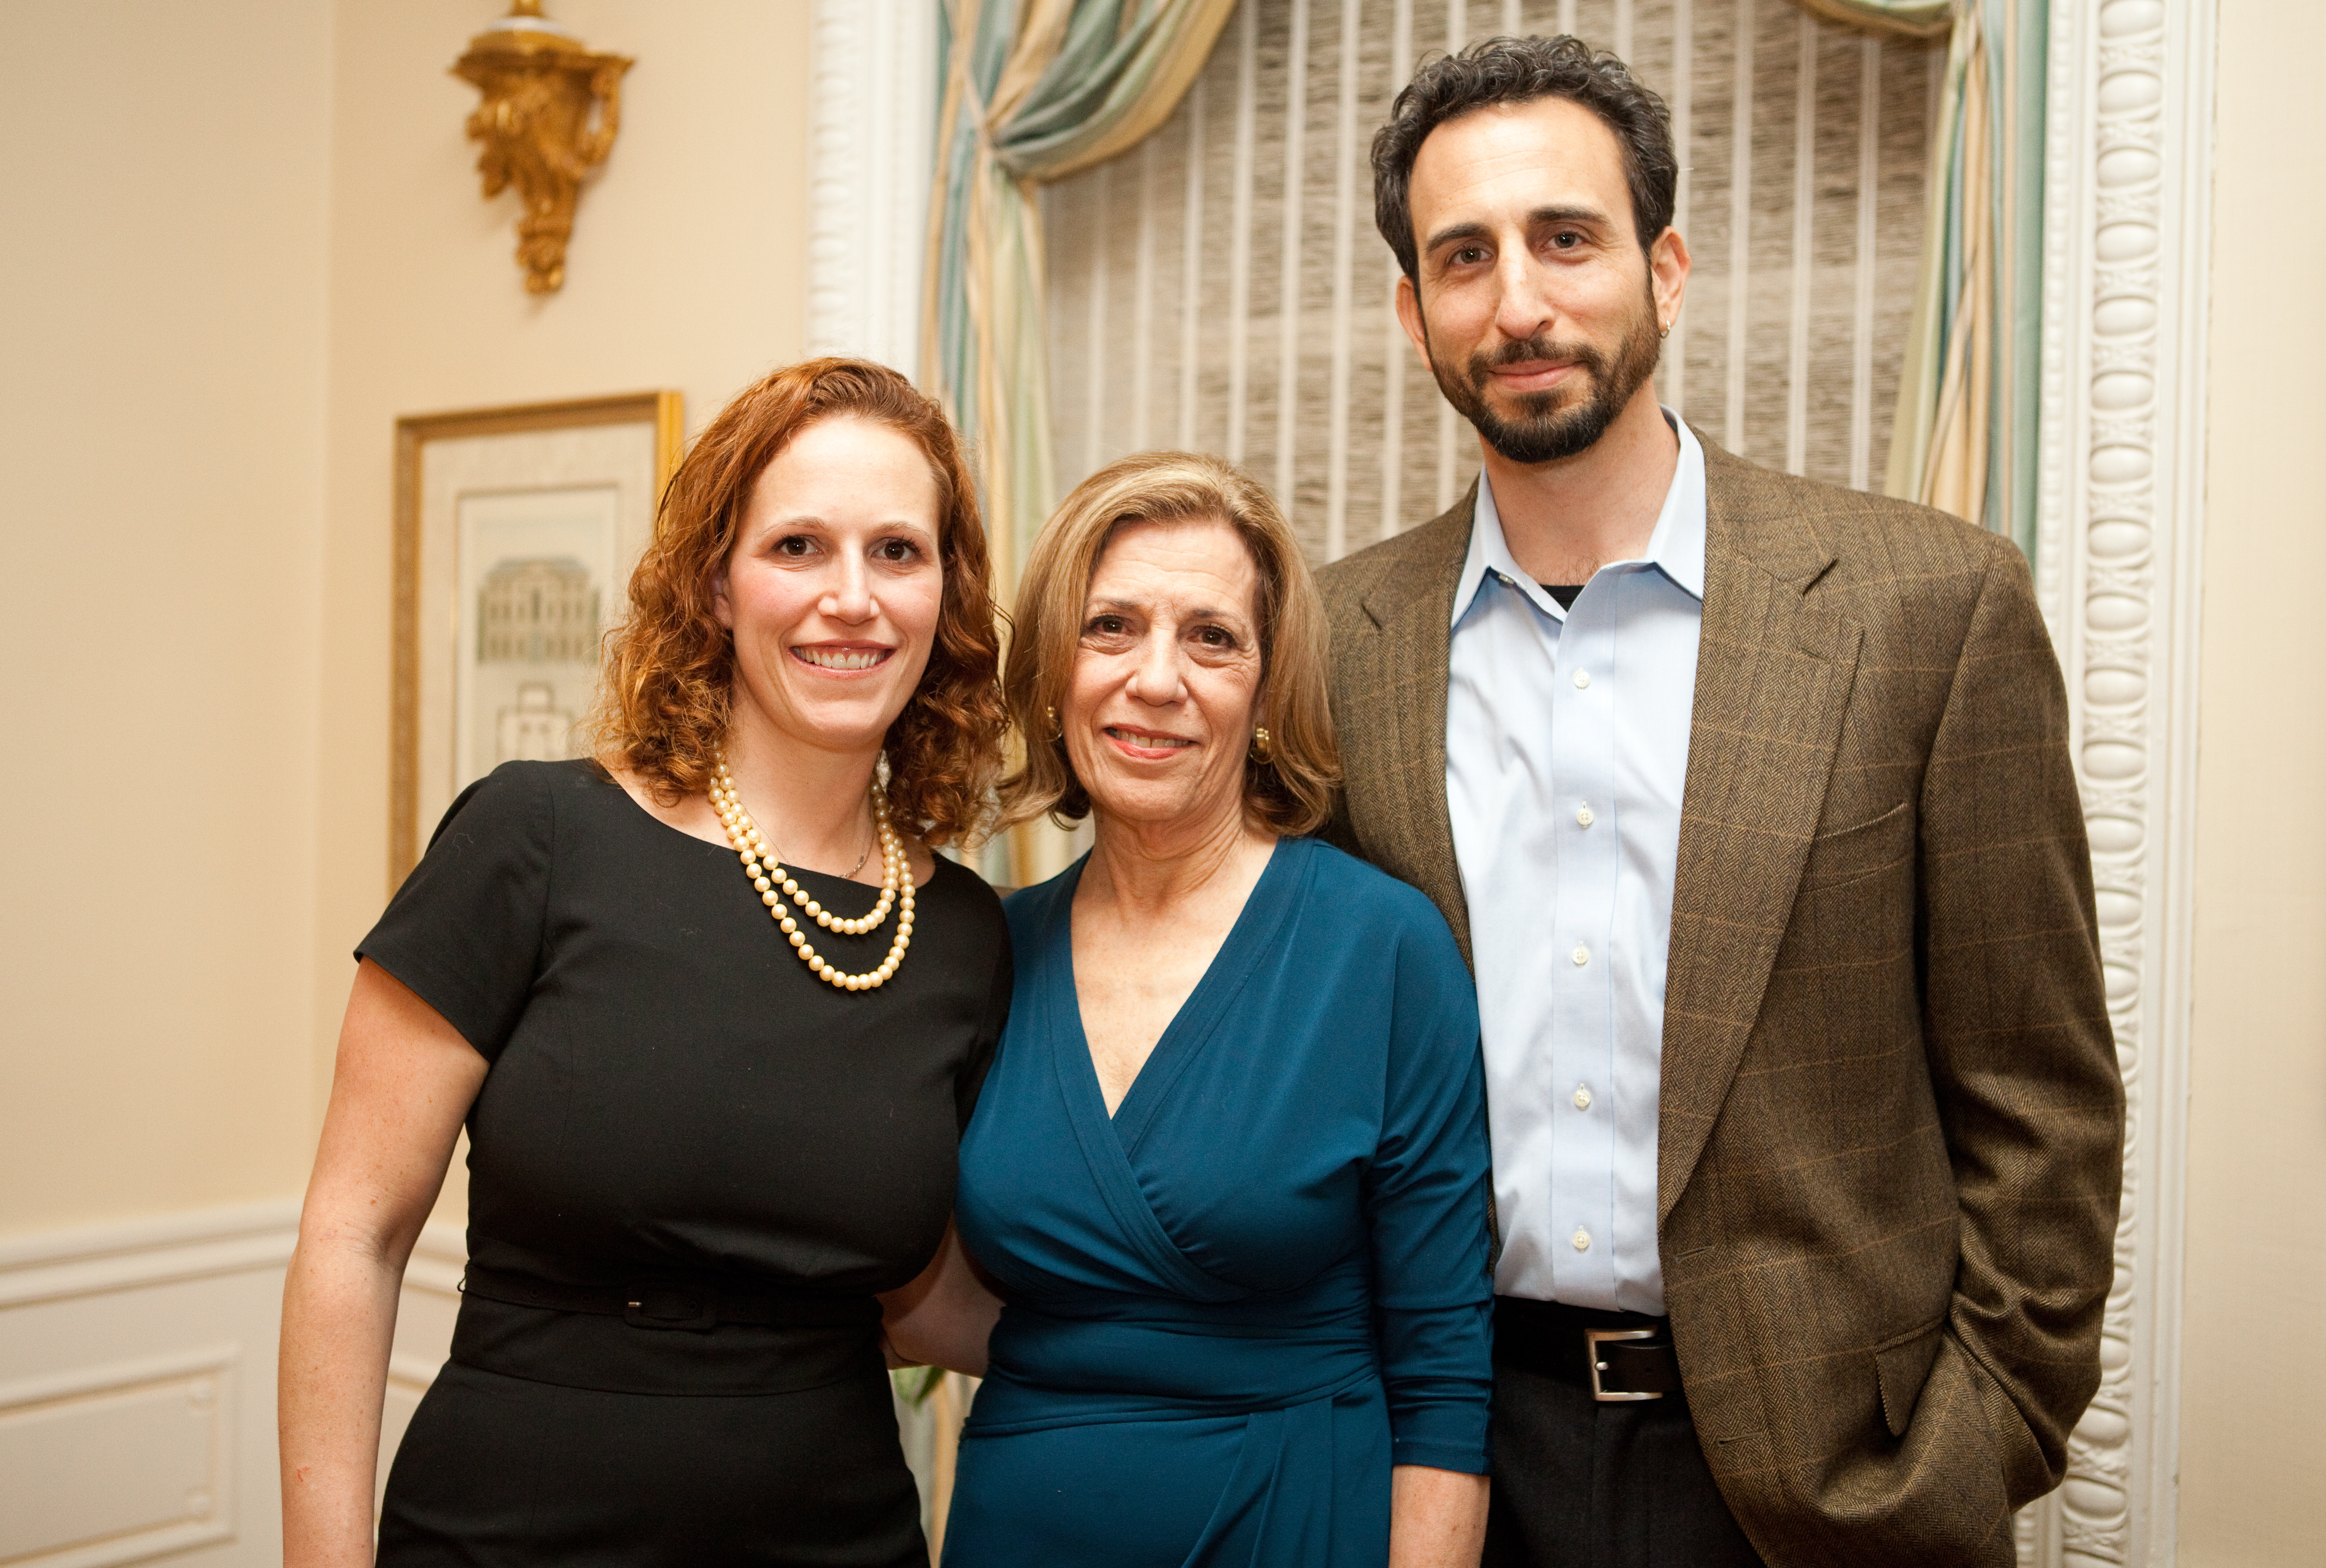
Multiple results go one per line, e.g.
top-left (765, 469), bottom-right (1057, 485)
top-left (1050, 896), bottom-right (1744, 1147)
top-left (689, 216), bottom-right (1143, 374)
top-left (1395, 95), bottom-right (1687, 464)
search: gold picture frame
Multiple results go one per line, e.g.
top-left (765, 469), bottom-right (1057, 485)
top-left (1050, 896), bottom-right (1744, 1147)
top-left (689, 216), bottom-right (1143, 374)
top-left (390, 391), bottom-right (683, 890)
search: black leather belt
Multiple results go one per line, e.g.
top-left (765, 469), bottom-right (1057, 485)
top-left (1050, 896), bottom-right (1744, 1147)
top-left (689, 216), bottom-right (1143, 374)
top-left (1492, 1295), bottom-right (1684, 1402)
top-left (460, 1264), bottom-right (878, 1335)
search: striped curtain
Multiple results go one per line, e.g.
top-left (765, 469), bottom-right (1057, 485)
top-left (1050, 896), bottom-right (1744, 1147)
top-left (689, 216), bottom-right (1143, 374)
top-left (933, 0), bottom-right (2042, 573)
top-left (941, 0), bottom-right (2045, 561)
top-left (923, 0), bottom-right (1238, 588)
top-left (1826, 0), bottom-right (2046, 553)
top-left (1044, 0), bottom-right (1948, 564)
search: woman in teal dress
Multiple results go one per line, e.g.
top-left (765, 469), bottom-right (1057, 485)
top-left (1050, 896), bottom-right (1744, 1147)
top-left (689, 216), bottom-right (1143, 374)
top-left (882, 453), bottom-right (1493, 1567)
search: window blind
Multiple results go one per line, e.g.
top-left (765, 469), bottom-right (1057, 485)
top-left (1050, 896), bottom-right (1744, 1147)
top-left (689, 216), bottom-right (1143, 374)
top-left (1041, 0), bottom-right (1941, 566)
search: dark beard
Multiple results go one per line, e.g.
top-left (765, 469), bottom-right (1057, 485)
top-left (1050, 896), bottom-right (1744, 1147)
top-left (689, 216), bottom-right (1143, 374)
top-left (1425, 289), bottom-right (1663, 465)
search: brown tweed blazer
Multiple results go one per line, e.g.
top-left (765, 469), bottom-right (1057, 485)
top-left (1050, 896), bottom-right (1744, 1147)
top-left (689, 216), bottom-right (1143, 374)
top-left (1316, 434), bottom-right (2122, 1568)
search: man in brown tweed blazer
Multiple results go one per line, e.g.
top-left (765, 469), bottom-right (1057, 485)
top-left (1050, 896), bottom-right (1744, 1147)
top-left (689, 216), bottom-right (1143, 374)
top-left (1316, 37), bottom-right (2122, 1568)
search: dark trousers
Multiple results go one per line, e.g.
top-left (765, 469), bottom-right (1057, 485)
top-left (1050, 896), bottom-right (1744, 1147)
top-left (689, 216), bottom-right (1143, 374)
top-left (1483, 1355), bottom-right (1764, 1568)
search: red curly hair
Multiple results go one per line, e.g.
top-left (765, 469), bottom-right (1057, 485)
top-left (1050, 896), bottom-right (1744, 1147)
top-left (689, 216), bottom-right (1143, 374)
top-left (592, 358), bottom-right (1006, 847)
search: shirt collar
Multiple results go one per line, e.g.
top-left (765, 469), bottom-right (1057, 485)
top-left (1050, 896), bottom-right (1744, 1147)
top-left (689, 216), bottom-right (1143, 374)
top-left (1451, 409), bottom-right (1708, 628)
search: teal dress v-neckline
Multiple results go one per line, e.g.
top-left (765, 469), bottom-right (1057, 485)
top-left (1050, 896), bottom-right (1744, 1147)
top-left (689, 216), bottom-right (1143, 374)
top-left (945, 837), bottom-right (1494, 1568)
top-left (1051, 841), bottom-right (1308, 1307)
top-left (1066, 838), bottom-right (1295, 1144)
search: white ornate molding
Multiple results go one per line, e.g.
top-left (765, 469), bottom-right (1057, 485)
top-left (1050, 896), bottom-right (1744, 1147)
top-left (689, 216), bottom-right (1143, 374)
top-left (0, 1200), bottom-right (300, 1310)
top-left (806, 0), bottom-right (941, 377)
top-left (2021, 1), bottom-right (2211, 1564)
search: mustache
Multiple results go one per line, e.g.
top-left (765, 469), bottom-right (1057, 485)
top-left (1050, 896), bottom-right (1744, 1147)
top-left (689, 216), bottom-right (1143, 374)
top-left (1467, 333), bottom-right (1612, 384)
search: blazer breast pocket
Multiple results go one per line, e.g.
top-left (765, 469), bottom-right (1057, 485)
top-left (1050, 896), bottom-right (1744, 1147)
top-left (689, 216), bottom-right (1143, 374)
top-left (1797, 800), bottom-right (1913, 893)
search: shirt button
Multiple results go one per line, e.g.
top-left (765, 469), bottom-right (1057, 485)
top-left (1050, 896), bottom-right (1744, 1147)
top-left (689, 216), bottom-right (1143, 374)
top-left (1573, 669), bottom-right (1591, 689)
top-left (1572, 944), bottom-right (1590, 966)
top-left (1574, 1084), bottom-right (1593, 1110)
top-left (1576, 804), bottom-right (1595, 827)
top-left (1572, 1227), bottom-right (1592, 1252)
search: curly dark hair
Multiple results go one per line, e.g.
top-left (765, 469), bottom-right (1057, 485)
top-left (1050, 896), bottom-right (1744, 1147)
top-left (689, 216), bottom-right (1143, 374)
top-left (1372, 35), bottom-right (1678, 278)
top-left (591, 358), bottom-right (1006, 848)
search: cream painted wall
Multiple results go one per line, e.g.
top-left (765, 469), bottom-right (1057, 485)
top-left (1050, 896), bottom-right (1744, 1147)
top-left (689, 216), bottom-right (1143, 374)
top-left (1, 0), bottom-right (814, 1241)
top-left (0, 1), bottom-right (332, 1233)
top-left (2176, 2), bottom-right (2326, 1561)
top-left (315, 0), bottom-right (814, 1218)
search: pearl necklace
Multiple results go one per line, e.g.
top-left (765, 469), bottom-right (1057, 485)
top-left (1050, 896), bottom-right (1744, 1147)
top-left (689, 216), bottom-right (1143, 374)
top-left (709, 756), bottom-right (915, 992)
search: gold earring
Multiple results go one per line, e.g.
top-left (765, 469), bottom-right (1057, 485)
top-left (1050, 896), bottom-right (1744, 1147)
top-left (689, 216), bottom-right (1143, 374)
top-left (1250, 726), bottom-right (1275, 765)
top-left (1659, 321), bottom-right (1672, 339)
top-left (1044, 705), bottom-right (1063, 743)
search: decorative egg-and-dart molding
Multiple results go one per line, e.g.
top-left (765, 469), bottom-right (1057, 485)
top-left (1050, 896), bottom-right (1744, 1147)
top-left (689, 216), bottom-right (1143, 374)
top-left (2019, 0), bottom-right (2212, 1564)
top-left (452, 0), bottom-right (632, 296)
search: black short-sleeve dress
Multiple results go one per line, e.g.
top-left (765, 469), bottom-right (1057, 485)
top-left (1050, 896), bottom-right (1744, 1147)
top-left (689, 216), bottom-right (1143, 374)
top-left (360, 759), bottom-right (1009, 1568)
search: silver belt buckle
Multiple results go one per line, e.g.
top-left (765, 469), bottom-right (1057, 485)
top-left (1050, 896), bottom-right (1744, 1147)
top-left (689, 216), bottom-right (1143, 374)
top-left (1586, 1327), bottom-right (1663, 1402)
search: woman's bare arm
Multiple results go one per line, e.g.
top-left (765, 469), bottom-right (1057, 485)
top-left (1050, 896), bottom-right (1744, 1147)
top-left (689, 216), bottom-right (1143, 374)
top-left (279, 960), bottom-right (486, 1567)
top-left (877, 1218), bottom-right (1003, 1376)
top-left (1389, 1465), bottom-right (1490, 1568)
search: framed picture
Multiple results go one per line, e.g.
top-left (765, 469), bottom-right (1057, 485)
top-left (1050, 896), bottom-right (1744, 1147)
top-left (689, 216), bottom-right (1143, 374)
top-left (390, 391), bottom-right (683, 889)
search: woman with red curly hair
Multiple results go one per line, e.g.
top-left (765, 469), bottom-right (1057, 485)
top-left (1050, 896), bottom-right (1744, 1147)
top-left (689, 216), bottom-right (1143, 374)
top-left (280, 360), bottom-right (1011, 1568)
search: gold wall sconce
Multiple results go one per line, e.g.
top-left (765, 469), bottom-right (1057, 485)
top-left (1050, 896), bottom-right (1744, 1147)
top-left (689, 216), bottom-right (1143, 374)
top-left (452, 0), bottom-right (632, 295)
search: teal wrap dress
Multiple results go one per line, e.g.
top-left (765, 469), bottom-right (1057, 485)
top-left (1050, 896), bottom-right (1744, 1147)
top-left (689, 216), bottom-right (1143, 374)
top-left (944, 837), bottom-right (1495, 1568)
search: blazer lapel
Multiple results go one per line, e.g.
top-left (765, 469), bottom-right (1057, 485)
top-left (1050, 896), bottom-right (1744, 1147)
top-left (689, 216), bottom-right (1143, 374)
top-left (1658, 439), bottom-right (1858, 1222)
top-left (1348, 488), bottom-right (1475, 961)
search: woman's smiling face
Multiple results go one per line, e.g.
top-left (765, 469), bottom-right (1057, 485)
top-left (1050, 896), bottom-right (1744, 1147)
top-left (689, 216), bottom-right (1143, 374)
top-left (1063, 515), bottom-right (1265, 835)
top-left (715, 414), bottom-right (945, 758)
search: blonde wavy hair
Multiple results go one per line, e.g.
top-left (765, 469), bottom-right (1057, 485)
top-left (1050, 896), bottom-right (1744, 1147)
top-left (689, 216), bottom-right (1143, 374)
top-left (590, 358), bottom-right (1006, 847)
top-left (999, 452), bottom-right (1340, 837)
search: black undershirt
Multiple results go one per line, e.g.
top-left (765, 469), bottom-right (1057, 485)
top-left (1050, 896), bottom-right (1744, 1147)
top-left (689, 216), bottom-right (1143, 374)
top-left (1545, 584), bottom-right (1584, 609)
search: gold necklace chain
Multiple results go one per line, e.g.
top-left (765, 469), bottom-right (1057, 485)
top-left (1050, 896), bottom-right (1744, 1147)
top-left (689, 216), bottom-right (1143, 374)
top-left (710, 755), bottom-right (915, 992)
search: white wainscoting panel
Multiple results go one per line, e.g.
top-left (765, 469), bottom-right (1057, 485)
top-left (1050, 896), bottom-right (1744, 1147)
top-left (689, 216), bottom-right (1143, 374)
top-left (0, 1203), bottom-right (469, 1564)
top-left (0, 1346), bottom-right (238, 1568)
top-left (0, 1203), bottom-right (296, 1568)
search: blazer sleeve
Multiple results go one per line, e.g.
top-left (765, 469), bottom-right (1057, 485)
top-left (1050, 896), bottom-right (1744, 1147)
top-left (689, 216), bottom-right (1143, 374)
top-left (1918, 535), bottom-right (2124, 1507)
top-left (1363, 895), bottom-right (1496, 1475)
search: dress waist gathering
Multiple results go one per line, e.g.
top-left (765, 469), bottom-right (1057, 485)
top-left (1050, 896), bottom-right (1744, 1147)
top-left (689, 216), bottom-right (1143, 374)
top-left (969, 1294), bottom-right (1381, 1434)
top-left (953, 1294), bottom-right (1400, 1568)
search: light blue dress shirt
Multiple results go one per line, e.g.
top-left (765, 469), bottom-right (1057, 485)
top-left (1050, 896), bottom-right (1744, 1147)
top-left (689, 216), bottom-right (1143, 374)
top-left (1445, 411), bottom-right (1706, 1315)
